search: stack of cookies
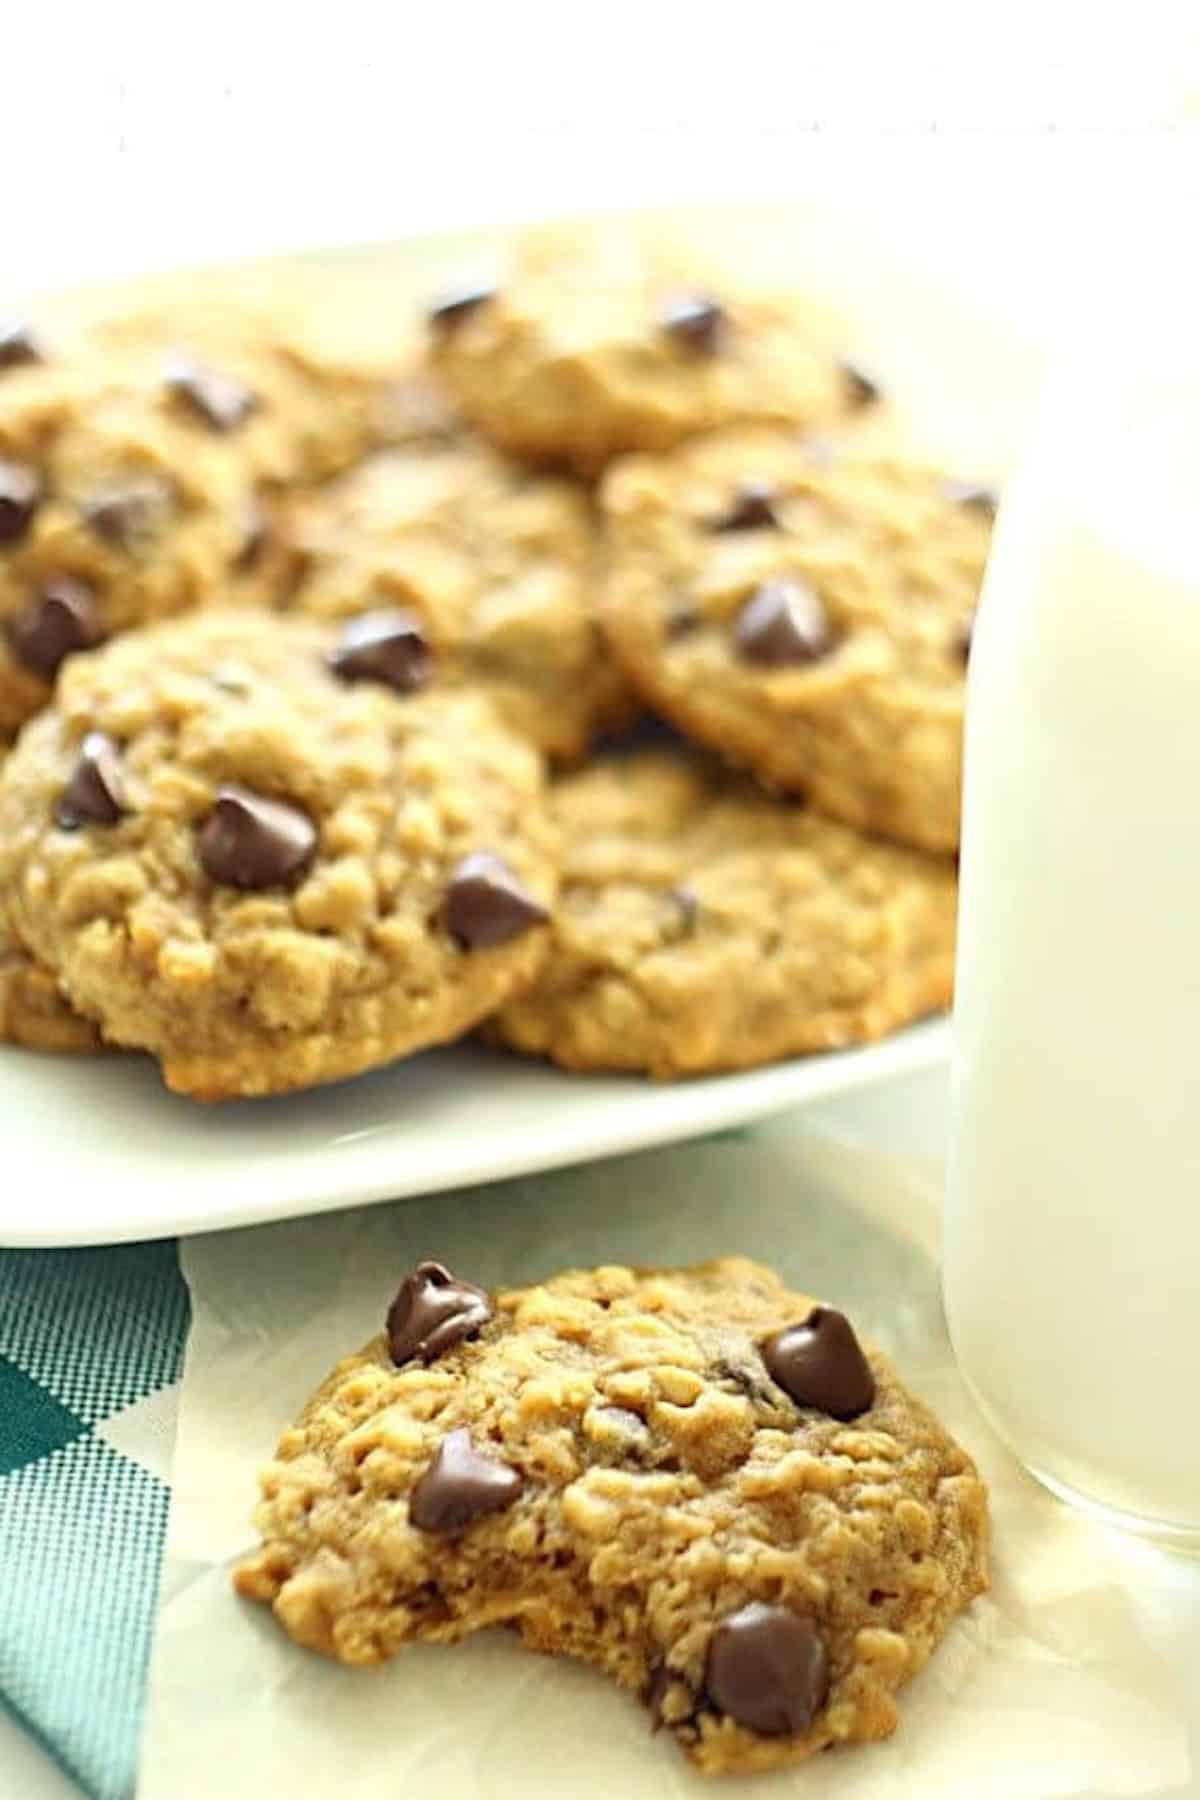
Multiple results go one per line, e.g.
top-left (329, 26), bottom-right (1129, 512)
top-left (0, 226), bottom-right (991, 1100)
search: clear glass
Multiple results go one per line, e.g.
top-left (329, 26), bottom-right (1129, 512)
top-left (944, 315), bottom-right (1200, 1547)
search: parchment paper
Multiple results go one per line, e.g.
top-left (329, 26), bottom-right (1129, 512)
top-left (139, 1107), bottom-right (1195, 1798)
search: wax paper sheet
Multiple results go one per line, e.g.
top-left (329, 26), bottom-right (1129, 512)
top-left (139, 1107), bottom-right (1195, 1798)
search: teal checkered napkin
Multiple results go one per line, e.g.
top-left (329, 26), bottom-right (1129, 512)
top-left (0, 1241), bottom-right (189, 1800)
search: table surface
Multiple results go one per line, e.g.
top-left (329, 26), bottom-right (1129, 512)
top-left (6, 32), bottom-right (1200, 1792)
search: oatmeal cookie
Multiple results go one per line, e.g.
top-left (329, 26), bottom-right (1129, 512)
top-left (491, 749), bottom-right (956, 1076)
top-left (235, 1255), bottom-right (988, 1776)
top-left (601, 428), bottom-right (994, 851)
top-left (290, 437), bottom-right (634, 762)
top-left (0, 612), bottom-right (557, 1099)
top-left (430, 227), bottom-right (871, 475)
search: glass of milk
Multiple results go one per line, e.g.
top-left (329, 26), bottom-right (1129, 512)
top-left (944, 310), bottom-right (1200, 1545)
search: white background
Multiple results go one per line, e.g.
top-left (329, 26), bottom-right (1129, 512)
top-left (2, 14), bottom-right (1199, 1794)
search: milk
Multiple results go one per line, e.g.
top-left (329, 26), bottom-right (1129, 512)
top-left (944, 370), bottom-right (1200, 1541)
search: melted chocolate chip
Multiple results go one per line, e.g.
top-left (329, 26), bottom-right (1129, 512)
top-left (56, 732), bottom-right (128, 830)
top-left (5, 578), bottom-right (102, 679)
top-left (943, 478), bottom-right (998, 518)
top-left (164, 355), bottom-right (258, 432)
top-left (659, 293), bottom-right (725, 354)
top-left (408, 1427), bottom-right (523, 1533)
top-left (840, 358), bottom-right (882, 408)
top-left (712, 481), bottom-right (779, 532)
top-left (196, 786), bottom-right (317, 890)
top-left (706, 1603), bottom-right (829, 1736)
top-left (0, 322), bottom-right (42, 372)
top-left (82, 476), bottom-right (173, 549)
top-left (387, 1261), bottom-right (492, 1367)
top-left (328, 609), bottom-right (432, 695)
top-left (734, 578), bottom-right (830, 667)
top-left (442, 851), bottom-right (548, 949)
top-left (0, 460), bottom-right (42, 545)
top-left (428, 284), bottom-right (496, 330)
top-left (761, 1306), bottom-right (875, 1420)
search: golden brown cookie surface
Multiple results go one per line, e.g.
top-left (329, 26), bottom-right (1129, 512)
top-left (290, 437), bottom-right (634, 762)
top-left (491, 748), bottom-right (956, 1077)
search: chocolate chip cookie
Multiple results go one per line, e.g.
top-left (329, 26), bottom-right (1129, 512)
top-left (0, 352), bottom-right (260, 735)
top-left (289, 437), bottom-right (634, 762)
top-left (0, 612), bottom-right (557, 1099)
top-left (601, 428), bottom-right (995, 852)
top-left (489, 748), bottom-right (956, 1077)
top-left (66, 274), bottom-right (422, 486)
top-left (235, 1255), bottom-right (989, 1776)
top-left (429, 227), bottom-right (870, 475)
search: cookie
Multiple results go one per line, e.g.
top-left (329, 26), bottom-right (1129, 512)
top-left (601, 429), bottom-right (994, 852)
top-left (0, 612), bottom-right (557, 1099)
top-left (489, 748), bottom-right (956, 1077)
top-left (429, 227), bottom-right (870, 475)
top-left (60, 273), bottom-right (422, 486)
top-left (290, 438), bottom-right (635, 762)
top-left (0, 352), bottom-right (262, 735)
top-left (0, 912), bottom-right (103, 1054)
top-left (234, 1255), bottom-right (988, 1776)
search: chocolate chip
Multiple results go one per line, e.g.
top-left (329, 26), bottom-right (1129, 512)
top-left (197, 786), bottom-right (317, 890)
top-left (0, 322), bottom-right (42, 372)
top-left (840, 358), bottom-right (882, 408)
top-left (443, 851), bottom-right (548, 949)
top-left (761, 1306), bottom-right (875, 1420)
top-left (734, 578), bottom-right (830, 667)
top-left (164, 355), bottom-right (258, 432)
top-left (705, 1603), bottom-right (829, 1736)
top-left (408, 1427), bottom-right (523, 1533)
top-left (0, 460), bottom-right (42, 545)
top-left (428, 284), bottom-right (496, 331)
top-left (82, 476), bottom-right (173, 549)
top-left (943, 478), bottom-right (998, 518)
top-left (712, 481), bottom-right (779, 532)
top-left (328, 609), bottom-right (432, 695)
top-left (659, 293), bottom-right (725, 354)
top-left (5, 578), bottom-right (102, 679)
top-left (387, 1260), bottom-right (492, 1367)
top-left (56, 732), bottom-right (127, 829)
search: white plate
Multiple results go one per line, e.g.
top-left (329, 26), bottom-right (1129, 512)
top-left (0, 1021), bottom-right (950, 1247)
top-left (0, 198), bottom-right (1042, 1249)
